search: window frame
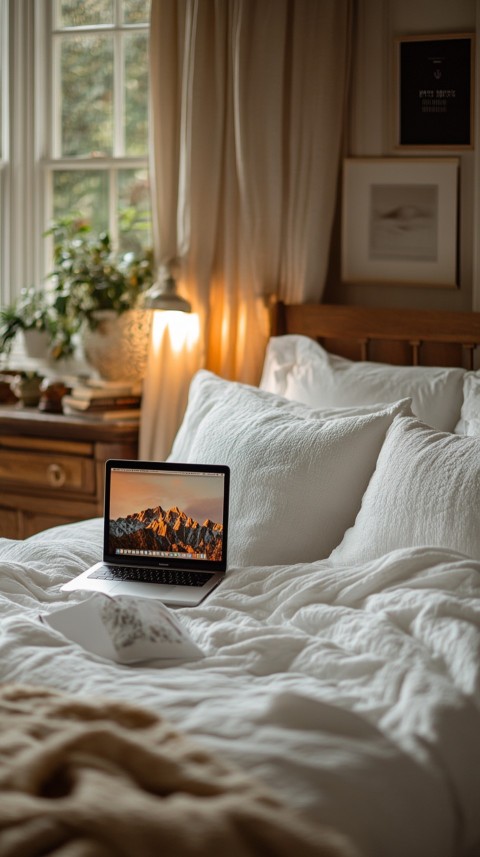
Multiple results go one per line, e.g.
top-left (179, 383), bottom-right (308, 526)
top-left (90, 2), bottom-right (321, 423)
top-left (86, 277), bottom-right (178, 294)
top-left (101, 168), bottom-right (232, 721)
top-left (1, 0), bottom-right (150, 309)
top-left (1, 0), bottom-right (43, 308)
top-left (0, 0), bottom-right (7, 303)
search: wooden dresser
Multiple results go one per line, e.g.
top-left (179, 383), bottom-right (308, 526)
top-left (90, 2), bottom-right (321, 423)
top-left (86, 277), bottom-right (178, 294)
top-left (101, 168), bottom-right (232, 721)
top-left (0, 406), bottom-right (139, 539)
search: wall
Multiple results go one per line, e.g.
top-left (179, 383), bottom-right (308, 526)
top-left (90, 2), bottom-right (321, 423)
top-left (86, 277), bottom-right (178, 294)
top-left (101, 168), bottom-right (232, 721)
top-left (324, 0), bottom-right (479, 311)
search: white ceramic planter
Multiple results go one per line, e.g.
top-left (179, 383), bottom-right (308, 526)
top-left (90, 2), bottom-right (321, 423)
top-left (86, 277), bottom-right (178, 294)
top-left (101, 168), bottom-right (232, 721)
top-left (20, 329), bottom-right (51, 359)
top-left (81, 309), bottom-right (152, 382)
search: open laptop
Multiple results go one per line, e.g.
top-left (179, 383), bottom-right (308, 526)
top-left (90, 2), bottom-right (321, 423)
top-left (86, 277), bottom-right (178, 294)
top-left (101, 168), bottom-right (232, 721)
top-left (62, 459), bottom-right (230, 607)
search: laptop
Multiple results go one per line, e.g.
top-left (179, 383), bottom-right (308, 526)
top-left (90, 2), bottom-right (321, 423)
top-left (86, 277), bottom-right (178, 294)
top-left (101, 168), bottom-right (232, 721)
top-left (62, 459), bottom-right (230, 607)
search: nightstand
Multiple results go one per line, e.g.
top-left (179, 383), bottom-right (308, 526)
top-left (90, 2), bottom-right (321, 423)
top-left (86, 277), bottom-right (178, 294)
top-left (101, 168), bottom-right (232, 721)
top-left (0, 405), bottom-right (139, 538)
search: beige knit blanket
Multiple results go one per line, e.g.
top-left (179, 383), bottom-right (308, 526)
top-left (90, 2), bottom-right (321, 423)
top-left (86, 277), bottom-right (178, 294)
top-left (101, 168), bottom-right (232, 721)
top-left (0, 685), bottom-right (359, 857)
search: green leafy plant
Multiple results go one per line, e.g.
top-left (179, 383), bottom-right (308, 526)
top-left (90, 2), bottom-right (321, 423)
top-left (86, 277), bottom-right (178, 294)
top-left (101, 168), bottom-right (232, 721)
top-left (0, 216), bottom-right (155, 361)
top-left (0, 286), bottom-right (69, 360)
top-left (47, 216), bottom-right (154, 326)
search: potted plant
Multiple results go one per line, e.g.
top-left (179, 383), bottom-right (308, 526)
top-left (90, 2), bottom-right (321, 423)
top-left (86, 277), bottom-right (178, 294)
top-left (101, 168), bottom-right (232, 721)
top-left (0, 286), bottom-right (75, 362)
top-left (1, 216), bottom-right (155, 379)
top-left (10, 370), bottom-right (44, 407)
top-left (45, 217), bottom-right (155, 380)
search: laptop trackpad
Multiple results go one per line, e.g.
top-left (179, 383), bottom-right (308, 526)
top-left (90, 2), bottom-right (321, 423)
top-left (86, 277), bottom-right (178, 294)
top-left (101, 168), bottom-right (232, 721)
top-left (107, 580), bottom-right (178, 600)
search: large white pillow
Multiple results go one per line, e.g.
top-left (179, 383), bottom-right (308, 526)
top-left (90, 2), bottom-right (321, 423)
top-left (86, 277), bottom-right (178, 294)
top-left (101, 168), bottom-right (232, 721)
top-left (260, 334), bottom-right (465, 432)
top-left (454, 372), bottom-right (480, 436)
top-left (169, 371), bottom-right (412, 567)
top-left (329, 415), bottom-right (480, 564)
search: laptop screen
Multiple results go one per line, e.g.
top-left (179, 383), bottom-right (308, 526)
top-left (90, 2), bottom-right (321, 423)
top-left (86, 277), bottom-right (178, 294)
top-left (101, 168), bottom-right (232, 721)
top-left (103, 460), bottom-right (230, 571)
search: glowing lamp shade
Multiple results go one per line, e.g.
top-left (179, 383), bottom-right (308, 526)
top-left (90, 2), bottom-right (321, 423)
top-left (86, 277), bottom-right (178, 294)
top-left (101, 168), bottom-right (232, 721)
top-left (151, 310), bottom-right (200, 355)
top-left (139, 268), bottom-right (200, 461)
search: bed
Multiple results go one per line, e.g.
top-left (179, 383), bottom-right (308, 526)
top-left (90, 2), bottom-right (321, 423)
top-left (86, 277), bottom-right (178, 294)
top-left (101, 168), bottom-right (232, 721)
top-left (1, 302), bottom-right (480, 857)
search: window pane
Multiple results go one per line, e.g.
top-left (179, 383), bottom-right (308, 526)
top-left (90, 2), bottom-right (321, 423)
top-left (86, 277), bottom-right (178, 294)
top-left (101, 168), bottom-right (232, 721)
top-left (118, 169), bottom-right (151, 253)
top-left (59, 0), bottom-right (113, 28)
top-left (125, 32), bottom-right (149, 156)
top-left (53, 171), bottom-right (109, 235)
top-left (60, 34), bottom-right (113, 157)
top-left (123, 1), bottom-right (150, 25)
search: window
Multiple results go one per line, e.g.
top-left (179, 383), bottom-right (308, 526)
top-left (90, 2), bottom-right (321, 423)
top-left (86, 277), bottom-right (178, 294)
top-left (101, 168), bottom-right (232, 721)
top-left (49, 0), bottom-right (151, 255)
top-left (1, 0), bottom-right (151, 307)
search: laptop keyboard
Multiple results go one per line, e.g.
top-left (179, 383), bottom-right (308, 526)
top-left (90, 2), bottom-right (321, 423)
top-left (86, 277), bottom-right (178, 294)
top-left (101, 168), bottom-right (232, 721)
top-left (90, 565), bottom-right (214, 587)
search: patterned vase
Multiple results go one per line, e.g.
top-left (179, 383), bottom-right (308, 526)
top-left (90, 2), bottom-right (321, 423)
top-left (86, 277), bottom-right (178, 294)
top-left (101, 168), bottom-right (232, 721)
top-left (82, 309), bottom-right (152, 383)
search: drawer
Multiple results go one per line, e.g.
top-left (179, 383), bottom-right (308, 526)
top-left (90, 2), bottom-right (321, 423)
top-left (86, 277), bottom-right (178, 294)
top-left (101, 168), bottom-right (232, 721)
top-left (0, 449), bottom-right (96, 494)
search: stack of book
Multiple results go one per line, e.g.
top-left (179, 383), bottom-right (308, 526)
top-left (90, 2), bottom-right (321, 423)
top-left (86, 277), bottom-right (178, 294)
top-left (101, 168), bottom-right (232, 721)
top-left (62, 379), bottom-right (143, 422)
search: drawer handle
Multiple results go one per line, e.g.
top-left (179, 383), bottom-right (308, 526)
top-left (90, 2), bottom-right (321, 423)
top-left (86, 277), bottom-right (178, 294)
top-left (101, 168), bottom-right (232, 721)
top-left (47, 463), bottom-right (66, 488)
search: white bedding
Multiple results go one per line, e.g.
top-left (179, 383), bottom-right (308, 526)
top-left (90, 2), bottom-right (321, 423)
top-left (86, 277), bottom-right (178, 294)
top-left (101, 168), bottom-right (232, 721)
top-left (1, 518), bottom-right (479, 857)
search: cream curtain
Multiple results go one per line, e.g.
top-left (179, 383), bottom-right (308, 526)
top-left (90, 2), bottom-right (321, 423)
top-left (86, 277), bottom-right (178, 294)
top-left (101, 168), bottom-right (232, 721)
top-left (140, 0), bottom-right (351, 460)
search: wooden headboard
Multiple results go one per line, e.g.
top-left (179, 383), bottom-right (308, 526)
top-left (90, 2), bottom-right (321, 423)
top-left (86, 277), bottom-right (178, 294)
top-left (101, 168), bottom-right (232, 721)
top-left (272, 302), bottom-right (480, 370)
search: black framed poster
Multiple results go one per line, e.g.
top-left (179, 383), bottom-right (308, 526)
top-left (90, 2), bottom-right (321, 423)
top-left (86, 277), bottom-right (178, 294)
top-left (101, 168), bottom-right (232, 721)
top-left (396, 33), bottom-right (474, 148)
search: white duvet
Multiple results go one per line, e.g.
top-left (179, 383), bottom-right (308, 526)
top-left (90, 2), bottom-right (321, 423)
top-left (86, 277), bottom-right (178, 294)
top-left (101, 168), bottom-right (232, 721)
top-left (0, 519), bottom-right (479, 857)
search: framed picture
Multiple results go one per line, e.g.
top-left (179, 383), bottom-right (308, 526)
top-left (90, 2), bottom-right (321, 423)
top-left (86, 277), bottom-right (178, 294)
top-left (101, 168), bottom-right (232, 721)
top-left (341, 158), bottom-right (459, 288)
top-left (395, 33), bottom-right (474, 149)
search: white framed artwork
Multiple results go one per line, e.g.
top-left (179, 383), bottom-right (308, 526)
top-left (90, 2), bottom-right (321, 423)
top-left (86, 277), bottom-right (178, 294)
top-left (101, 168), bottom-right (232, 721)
top-left (341, 157), bottom-right (459, 288)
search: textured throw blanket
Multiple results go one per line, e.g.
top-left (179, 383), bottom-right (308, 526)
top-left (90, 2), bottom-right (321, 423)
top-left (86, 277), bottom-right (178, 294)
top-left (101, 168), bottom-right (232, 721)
top-left (0, 685), bottom-right (358, 857)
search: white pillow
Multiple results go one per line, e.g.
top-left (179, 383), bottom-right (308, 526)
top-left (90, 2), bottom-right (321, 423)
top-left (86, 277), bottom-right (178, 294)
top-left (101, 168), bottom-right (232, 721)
top-left (329, 415), bottom-right (480, 564)
top-left (454, 372), bottom-right (480, 436)
top-left (169, 371), bottom-right (412, 566)
top-left (260, 334), bottom-right (465, 432)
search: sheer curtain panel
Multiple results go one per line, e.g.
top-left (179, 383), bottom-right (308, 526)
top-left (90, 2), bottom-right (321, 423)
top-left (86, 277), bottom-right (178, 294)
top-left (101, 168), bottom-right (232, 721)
top-left (140, 0), bottom-right (351, 460)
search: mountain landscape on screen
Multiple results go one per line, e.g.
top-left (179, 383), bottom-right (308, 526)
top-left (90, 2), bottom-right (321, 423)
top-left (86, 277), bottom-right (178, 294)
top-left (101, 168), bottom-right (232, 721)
top-left (109, 505), bottom-right (223, 560)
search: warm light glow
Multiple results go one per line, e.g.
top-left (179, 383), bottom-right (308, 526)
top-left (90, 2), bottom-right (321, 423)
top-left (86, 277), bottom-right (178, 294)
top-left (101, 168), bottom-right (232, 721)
top-left (237, 301), bottom-right (248, 358)
top-left (151, 310), bottom-right (200, 355)
top-left (221, 307), bottom-right (230, 352)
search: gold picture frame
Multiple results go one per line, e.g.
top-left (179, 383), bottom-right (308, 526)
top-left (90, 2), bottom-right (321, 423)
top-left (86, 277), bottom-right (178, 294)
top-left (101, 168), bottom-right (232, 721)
top-left (341, 157), bottom-right (459, 288)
